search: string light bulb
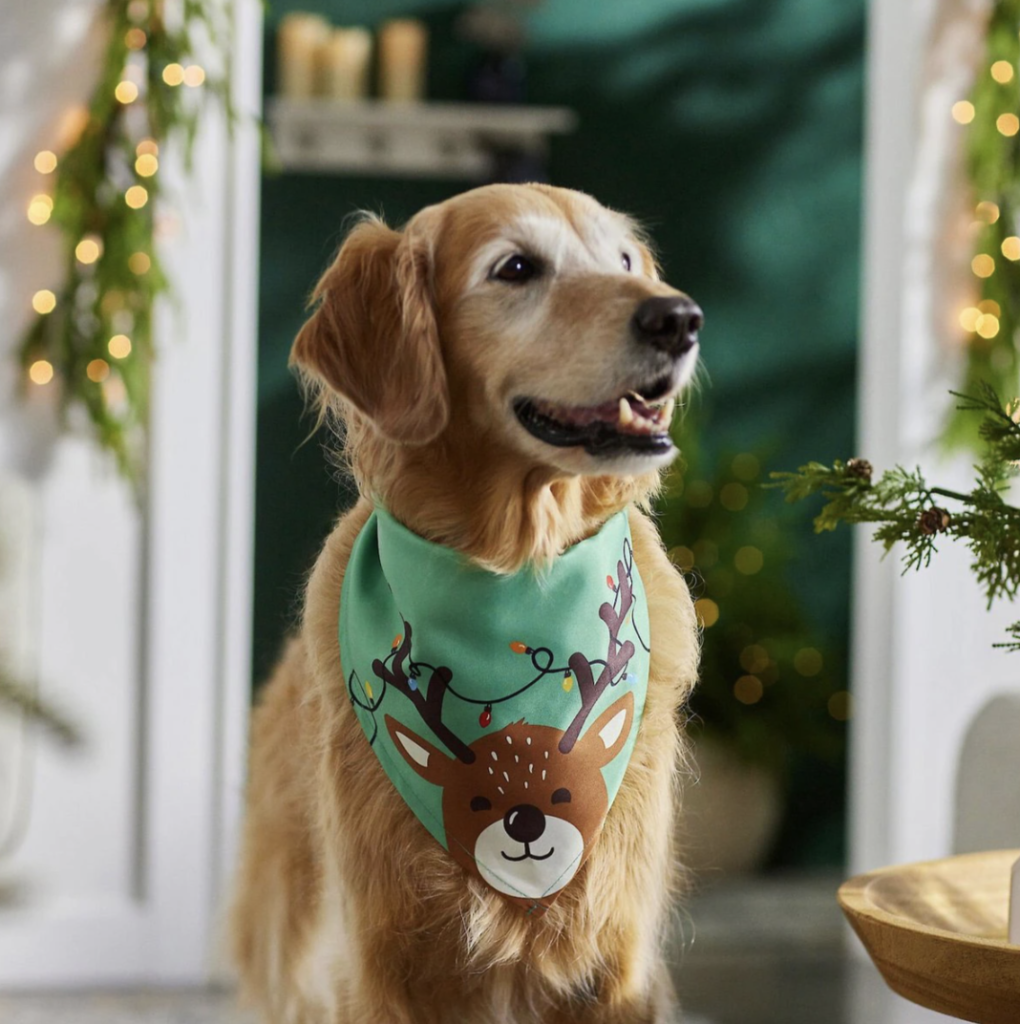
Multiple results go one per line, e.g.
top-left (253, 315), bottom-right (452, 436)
top-left (135, 153), bottom-right (158, 177)
top-left (27, 194), bottom-right (53, 225)
top-left (28, 360), bottom-right (54, 385)
top-left (115, 80), bottom-right (139, 104)
top-left (108, 334), bottom-right (132, 358)
top-left (86, 358), bottom-right (110, 382)
top-left (952, 100), bottom-right (976, 124)
top-left (125, 185), bottom-right (148, 209)
top-left (991, 60), bottom-right (1015, 84)
top-left (183, 64), bottom-right (206, 87)
top-left (997, 113), bottom-right (1020, 137)
top-left (32, 289), bottom-right (56, 314)
top-left (75, 236), bottom-right (102, 264)
top-left (1002, 236), bottom-right (1020, 261)
top-left (972, 253), bottom-right (996, 278)
top-left (562, 672), bottom-right (573, 692)
top-left (479, 704), bottom-right (492, 728)
top-left (162, 63), bottom-right (185, 86)
top-left (959, 306), bottom-right (981, 332)
top-left (509, 641), bottom-right (531, 654)
top-left (976, 313), bottom-right (1001, 339)
top-left (34, 150), bottom-right (57, 174)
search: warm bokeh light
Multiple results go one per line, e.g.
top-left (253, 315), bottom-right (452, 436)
top-left (997, 112), bottom-right (1020, 136)
top-left (694, 597), bottom-right (720, 628)
top-left (978, 299), bottom-right (1001, 317)
top-left (734, 675), bottom-right (764, 705)
top-left (32, 289), bottom-right (57, 314)
top-left (162, 63), bottom-right (185, 86)
top-left (125, 27), bottom-right (147, 49)
top-left (991, 60), bottom-right (1015, 84)
top-left (952, 100), bottom-right (975, 124)
top-left (828, 690), bottom-right (853, 721)
top-left (959, 306), bottom-right (981, 332)
top-left (719, 481), bottom-right (749, 511)
top-left (740, 644), bottom-right (769, 674)
top-left (29, 359), bottom-right (54, 385)
top-left (794, 647), bottom-right (823, 677)
top-left (734, 545), bottom-right (764, 575)
top-left (108, 334), bottom-right (132, 359)
top-left (135, 153), bottom-right (158, 177)
top-left (183, 64), bottom-right (206, 87)
top-left (1002, 236), bottom-right (1020, 261)
top-left (136, 138), bottom-right (159, 157)
top-left (669, 545), bottom-right (695, 571)
top-left (34, 150), bottom-right (58, 174)
top-left (27, 198), bottom-right (52, 225)
top-left (684, 480), bottom-right (713, 508)
top-left (976, 200), bottom-right (1000, 224)
top-left (972, 253), bottom-right (996, 278)
top-left (125, 185), bottom-right (149, 209)
top-left (75, 236), bottom-right (102, 264)
top-left (730, 452), bottom-right (760, 481)
top-left (56, 106), bottom-right (89, 149)
top-left (115, 80), bottom-right (139, 104)
top-left (128, 251), bottom-right (151, 274)
top-left (86, 358), bottom-right (110, 383)
top-left (976, 313), bottom-right (1000, 339)
top-left (103, 376), bottom-right (127, 406)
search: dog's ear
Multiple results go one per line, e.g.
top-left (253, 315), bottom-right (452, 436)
top-left (290, 217), bottom-right (449, 444)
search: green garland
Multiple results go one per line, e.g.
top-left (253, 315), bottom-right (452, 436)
top-left (16, 0), bottom-right (231, 493)
top-left (772, 385), bottom-right (1020, 651)
top-left (948, 0), bottom-right (1020, 447)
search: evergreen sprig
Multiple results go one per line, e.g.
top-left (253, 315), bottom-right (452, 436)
top-left (771, 385), bottom-right (1020, 650)
top-left (15, 0), bottom-right (231, 493)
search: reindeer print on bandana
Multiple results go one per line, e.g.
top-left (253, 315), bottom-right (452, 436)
top-left (339, 507), bottom-right (650, 914)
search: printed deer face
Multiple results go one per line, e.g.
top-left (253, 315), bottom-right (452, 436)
top-left (386, 691), bottom-right (634, 908)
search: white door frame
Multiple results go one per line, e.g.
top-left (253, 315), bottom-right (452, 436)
top-left (0, 0), bottom-right (261, 986)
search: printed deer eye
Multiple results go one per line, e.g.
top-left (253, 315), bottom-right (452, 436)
top-left (551, 788), bottom-right (571, 805)
top-left (621, 252), bottom-right (632, 272)
top-left (470, 796), bottom-right (492, 812)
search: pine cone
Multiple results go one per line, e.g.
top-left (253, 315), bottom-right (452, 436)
top-left (845, 458), bottom-right (873, 483)
top-left (916, 506), bottom-right (952, 535)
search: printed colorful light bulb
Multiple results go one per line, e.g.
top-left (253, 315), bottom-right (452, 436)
top-left (392, 633), bottom-right (403, 650)
top-left (479, 704), bottom-right (492, 728)
top-left (606, 574), bottom-right (616, 590)
top-left (408, 678), bottom-right (417, 692)
top-left (510, 641), bottom-right (529, 654)
top-left (562, 672), bottom-right (573, 692)
top-left (365, 681), bottom-right (374, 699)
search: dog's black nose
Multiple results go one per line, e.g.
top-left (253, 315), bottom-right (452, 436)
top-left (632, 296), bottom-right (703, 357)
top-left (504, 804), bottom-right (546, 845)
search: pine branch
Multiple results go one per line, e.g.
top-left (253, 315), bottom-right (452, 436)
top-left (770, 387), bottom-right (1020, 649)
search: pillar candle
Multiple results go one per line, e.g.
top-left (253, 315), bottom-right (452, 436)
top-left (278, 13), bottom-right (331, 99)
top-left (318, 28), bottom-right (372, 100)
top-left (378, 19), bottom-right (428, 102)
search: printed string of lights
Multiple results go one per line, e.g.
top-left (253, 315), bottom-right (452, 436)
top-left (947, 0), bottom-right (1020, 447)
top-left (16, 0), bottom-right (231, 493)
top-left (347, 544), bottom-right (649, 748)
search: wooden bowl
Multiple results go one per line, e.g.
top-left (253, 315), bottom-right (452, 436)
top-left (839, 850), bottom-right (1020, 1023)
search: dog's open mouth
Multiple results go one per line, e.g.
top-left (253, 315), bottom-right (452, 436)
top-left (513, 376), bottom-right (677, 457)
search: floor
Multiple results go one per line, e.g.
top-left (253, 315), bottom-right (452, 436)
top-left (0, 875), bottom-right (960, 1024)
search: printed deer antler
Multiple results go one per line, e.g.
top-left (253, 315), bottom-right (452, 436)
top-left (558, 558), bottom-right (636, 754)
top-left (372, 622), bottom-right (476, 764)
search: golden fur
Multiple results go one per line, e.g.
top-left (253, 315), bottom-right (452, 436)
top-left (230, 184), bottom-right (701, 1023)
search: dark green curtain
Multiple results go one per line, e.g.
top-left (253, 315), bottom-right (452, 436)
top-left (254, 0), bottom-right (864, 866)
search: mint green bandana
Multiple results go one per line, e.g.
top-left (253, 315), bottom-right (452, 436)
top-left (339, 507), bottom-right (650, 914)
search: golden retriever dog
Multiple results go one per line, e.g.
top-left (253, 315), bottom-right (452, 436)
top-left (230, 183), bottom-right (701, 1024)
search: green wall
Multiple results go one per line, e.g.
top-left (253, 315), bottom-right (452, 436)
top-left (254, 0), bottom-right (864, 866)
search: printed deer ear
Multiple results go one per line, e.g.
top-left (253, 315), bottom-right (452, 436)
top-left (385, 715), bottom-right (456, 787)
top-left (583, 692), bottom-right (635, 768)
top-left (290, 217), bottom-right (449, 445)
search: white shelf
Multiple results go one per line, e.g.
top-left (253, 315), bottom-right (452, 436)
top-left (268, 98), bottom-right (578, 179)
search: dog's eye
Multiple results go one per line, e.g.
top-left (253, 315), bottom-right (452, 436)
top-left (494, 254), bottom-right (538, 284)
top-left (470, 796), bottom-right (492, 812)
top-left (621, 253), bottom-right (632, 272)
top-left (551, 788), bottom-right (571, 805)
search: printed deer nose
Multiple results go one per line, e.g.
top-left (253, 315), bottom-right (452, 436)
top-left (631, 296), bottom-right (703, 357)
top-left (504, 804), bottom-right (546, 845)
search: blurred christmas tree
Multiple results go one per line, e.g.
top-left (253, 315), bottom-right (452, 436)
top-left (657, 414), bottom-right (847, 776)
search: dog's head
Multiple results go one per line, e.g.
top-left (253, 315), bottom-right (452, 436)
top-left (292, 184), bottom-right (700, 560)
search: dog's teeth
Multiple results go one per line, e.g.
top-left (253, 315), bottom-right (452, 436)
top-left (618, 397), bottom-right (634, 426)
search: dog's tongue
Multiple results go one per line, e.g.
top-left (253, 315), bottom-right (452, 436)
top-left (533, 395), bottom-right (675, 436)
